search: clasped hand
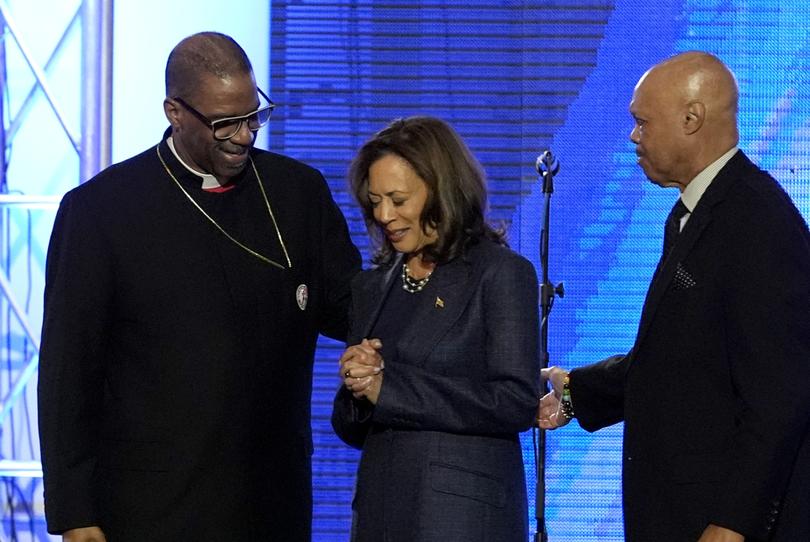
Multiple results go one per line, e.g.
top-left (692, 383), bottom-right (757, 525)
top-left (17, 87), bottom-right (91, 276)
top-left (338, 338), bottom-right (384, 404)
top-left (536, 366), bottom-right (572, 430)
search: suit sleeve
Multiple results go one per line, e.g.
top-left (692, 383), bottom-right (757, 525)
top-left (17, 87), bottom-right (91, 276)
top-left (37, 190), bottom-right (113, 533)
top-left (331, 387), bottom-right (375, 450)
top-left (370, 252), bottom-right (540, 435)
top-left (568, 352), bottom-right (630, 432)
top-left (313, 172), bottom-right (361, 342)
top-left (709, 190), bottom-right (810, 538)
top-left (331, 274), bottom-right (375, 449)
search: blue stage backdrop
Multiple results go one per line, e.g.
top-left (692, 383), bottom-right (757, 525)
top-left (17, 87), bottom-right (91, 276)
top-left (266, 1), bottom-right (810, 540)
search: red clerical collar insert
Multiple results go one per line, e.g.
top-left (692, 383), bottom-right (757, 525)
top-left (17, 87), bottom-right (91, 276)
top-left (202, 183), bottom-right (236, 193)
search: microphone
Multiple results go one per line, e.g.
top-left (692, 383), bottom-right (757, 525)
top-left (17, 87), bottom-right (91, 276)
top-left (536, 150), bottom-right (560, 177)
top-left (536, 150), bottom-right (560, 195)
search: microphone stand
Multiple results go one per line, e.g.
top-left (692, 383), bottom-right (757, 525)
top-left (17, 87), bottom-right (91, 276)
top-left (534, 150), bottom-right (564, 542)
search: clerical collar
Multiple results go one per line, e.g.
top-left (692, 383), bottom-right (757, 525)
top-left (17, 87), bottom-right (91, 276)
top-left (681, 146), bottom-right (738, 213)
top-left (166, 136), bottom-right (226, 190)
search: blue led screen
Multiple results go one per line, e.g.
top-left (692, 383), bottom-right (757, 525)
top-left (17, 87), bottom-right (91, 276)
top-left (266, 1), bottom-right (810, 540)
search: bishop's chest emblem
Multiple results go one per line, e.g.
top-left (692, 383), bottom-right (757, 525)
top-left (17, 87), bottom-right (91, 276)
top-left (296, 284), bottom-right (308, 311)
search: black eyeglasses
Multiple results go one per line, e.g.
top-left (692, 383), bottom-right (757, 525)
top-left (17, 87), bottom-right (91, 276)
top-left (173, 88), bottom-right (275, 141)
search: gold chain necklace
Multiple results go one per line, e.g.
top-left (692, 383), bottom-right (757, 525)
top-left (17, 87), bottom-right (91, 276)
top-left (156, 145), bottom-right (292, 270)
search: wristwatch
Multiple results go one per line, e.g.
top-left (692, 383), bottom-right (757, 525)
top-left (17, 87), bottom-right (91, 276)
top-left (560, 372), bottom-right (575, 419)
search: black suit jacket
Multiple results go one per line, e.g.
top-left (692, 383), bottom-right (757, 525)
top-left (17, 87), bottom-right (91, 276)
top-left (332, 239), bottom-right (540, 542)
top-left (38, 136), bottom-right (360, 541)
top-left (570, 151), bottom-right (810, 541)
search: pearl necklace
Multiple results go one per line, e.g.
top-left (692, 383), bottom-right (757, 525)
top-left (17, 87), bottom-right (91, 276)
top-left (401, 262), bottom-right (433, 293)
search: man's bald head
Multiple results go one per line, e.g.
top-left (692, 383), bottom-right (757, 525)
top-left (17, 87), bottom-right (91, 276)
top-left (642, 51), bottom-right (738, 132)
top-left (165, 32), bottom-right (253, 101)
top-left (630, 51), bottom-right (740, 189)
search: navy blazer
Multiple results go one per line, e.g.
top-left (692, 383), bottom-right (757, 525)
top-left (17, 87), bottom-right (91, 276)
top-left (332, 238), bottom-right (540, 542)
top-left (570, 151), bottom-right (810, 542)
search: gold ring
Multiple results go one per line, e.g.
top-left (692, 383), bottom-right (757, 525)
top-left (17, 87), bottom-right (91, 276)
top-left (344, 370), bottom-right (351, 378)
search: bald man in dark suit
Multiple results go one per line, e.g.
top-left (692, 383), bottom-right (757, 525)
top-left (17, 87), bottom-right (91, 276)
top-left (538, 52), bottom-right (810, 542)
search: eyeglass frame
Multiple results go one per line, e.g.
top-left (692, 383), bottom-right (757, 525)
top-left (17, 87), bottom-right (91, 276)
top-left (172, 87), bottom-right (276, 141)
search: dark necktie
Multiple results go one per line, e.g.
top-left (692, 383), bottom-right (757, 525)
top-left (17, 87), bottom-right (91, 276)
top-left (663, 198), bottom-right (689, 257)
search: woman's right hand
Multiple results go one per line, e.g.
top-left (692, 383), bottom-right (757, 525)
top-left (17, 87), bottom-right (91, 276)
top-left (339, 338), bottom-right (384, 401)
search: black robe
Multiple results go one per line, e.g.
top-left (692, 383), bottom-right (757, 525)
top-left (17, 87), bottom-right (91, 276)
top-left (38, 135), bottom-right (361, 541)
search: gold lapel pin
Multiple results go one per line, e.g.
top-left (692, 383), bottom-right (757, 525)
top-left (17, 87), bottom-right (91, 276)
top-left (435, 297), bottom-right (444, 309)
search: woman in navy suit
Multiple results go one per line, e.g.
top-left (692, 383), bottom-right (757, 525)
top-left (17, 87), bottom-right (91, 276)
top-left (332, 116), bottom-right (540, 542)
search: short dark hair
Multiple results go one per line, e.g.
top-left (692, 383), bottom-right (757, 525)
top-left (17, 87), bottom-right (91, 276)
top-left (349, 116), bottom-right (506, 265)
top-left (165, 32), bottom-right (253, 100)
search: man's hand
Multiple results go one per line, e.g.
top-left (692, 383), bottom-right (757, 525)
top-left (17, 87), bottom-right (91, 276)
top-left (536, 390), bottom-right (571, 429)
top-left (697, 524), bottom-right (745, 541)
top-left (338, 338), bottom-right (384, 403)
top-left (63, 526), bottom-right (106, 542)
top-left (541, 366), bottom-right (567, 395)
top-left (536, 366), bottom-right (572, 429)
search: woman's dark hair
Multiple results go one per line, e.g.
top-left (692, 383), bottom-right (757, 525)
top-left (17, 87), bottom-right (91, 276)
top-left (349, 116), bottom-right (506, 265)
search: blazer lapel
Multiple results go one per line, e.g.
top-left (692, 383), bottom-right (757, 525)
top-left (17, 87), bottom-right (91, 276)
top-left (635, 208), bottom-right (712, 344)
top-left (395, 254), bottom-right (478, 368)
top-left (634, 151), bottom-right (745, 347)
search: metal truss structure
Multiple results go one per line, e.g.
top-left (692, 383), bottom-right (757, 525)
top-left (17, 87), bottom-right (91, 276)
top-left (0, 0), bottom-right (112, 486)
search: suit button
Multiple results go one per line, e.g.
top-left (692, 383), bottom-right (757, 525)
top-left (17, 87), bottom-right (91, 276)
top-left (626, 456), bottom-right (633, 462)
